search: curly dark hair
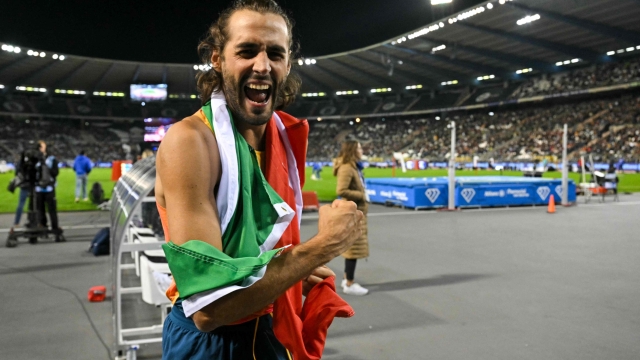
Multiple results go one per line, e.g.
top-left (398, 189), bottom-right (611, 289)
top-left (196, 0), bottom-right (301, 110)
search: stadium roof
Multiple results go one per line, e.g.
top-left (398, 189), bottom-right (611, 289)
top-left (1, 0), bottom-right (640, 99)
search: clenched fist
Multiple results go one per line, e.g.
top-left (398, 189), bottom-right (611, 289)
top-left (315, 199), bottom-right (364, 259)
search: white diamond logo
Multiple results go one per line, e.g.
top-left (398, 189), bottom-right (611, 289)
top-left (537, 186), bottom-right (551, 200)
top-left (425, 188), bottom-right (441, 203)
top-left (461, 188), bottom-right (476, 203)
top-left (555, 185), bottom-right (563, 197)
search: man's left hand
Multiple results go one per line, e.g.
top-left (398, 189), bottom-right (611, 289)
top-left (302, 265), bottom-right (335, 296)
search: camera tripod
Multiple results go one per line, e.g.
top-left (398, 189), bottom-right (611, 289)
top-left (6, 188), bottom-right (65, 248)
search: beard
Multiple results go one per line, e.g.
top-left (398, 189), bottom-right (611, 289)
top-left (221, 68), bottom-right (286, 127)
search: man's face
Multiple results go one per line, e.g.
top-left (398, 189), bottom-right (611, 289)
top-left (39, 143), bottom-right (46, 154)
top-left (217, 10), bottom-right (291, 126)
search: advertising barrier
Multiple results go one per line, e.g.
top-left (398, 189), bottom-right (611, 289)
top-left (366, 176), bottom-right (576, 209)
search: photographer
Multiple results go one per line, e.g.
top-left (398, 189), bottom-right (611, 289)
top-left (34, 140), bottom-right (64, 242)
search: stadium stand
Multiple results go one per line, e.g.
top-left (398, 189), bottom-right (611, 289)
top-left (510, 58), bottom-right (640, 99)
top-left (303, 92), bottom-right (640, 163)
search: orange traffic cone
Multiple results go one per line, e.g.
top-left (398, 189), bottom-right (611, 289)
top-left (547, 195), bottom-right (556, 214)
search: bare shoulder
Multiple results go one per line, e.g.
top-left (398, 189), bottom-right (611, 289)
top-left (156, 116), bottom-right (221, 189)
top-left (158, 117), bottom-right (217, 164)
top-left (160, 116), bottom-right (212, 150)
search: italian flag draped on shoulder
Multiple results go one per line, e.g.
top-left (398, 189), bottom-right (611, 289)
top-left (162, 92), bottom-right (354, 360)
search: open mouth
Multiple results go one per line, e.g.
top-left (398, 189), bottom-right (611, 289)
top-left (244, 83), bottom-right (272, 105)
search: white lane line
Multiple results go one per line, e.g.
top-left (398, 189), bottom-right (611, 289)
top-left (0, 224), bottom-right (109, 233)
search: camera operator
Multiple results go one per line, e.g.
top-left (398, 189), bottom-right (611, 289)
top-left (8, 150), bottom-right (37, 235)
top-left (34, 140), bottom-right (64, 242)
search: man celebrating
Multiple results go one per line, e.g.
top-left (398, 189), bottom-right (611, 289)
top-left (155, 1), bottom-right (363, 359)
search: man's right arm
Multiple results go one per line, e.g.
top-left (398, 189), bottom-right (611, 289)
top-left (158, 119), bottom-right (363, 332)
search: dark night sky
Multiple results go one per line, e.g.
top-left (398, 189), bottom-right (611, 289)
top-left (0, 0), bottom-right (485, 63)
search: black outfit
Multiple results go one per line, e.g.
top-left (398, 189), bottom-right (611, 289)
top-left (36, 191), bottom-right (59, 232)
top-left (345, 258), bottom-right (357, 281)
top-left (35, 153), bottom-right (63, 241)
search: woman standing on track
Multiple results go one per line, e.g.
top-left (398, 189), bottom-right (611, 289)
top-left (334, 140), bottom-right (370, 296)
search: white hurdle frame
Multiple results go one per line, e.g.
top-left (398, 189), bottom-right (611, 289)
top-left (448, 121), bottom-right (456, 210)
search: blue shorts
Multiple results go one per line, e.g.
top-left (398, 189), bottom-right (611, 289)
top-left (162, 301), bottom-right (292, 360)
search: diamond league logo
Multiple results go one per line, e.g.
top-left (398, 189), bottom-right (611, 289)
top-left (537, 186), bottom-right (551, 200)
top-left (461, 188), bottom-right (476, 203)
top-left (555, 185), bottom-right (563, 197)
top-left (425, 188), bottom-right (440, 203)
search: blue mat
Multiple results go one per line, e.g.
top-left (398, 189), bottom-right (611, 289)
top-left (365, 176), bottom-right (576, 209)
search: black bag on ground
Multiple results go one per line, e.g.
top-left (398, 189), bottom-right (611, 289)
top-left (90, 182), bottom-right (105, 205)
top-left (89, 227), bottom-right (110, 256)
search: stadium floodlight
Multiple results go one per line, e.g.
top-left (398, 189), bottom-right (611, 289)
top-left (516, 68), bottom-right (533, 74)
top-left (432, 44), bottom-right (446, 53)
top-left (193, 65), bottom-right (198, 70)
top-left (356, 118), bottom-right (361, 123)
top-left (317, 118), bottom-right (322, 121)
top-left (571, 58), bottom-right (579, 63)
top-left (302, 92), bottom-right (326, 98)
top-left (13, 47), bottom-right (21, 53)
top-left (0, 84), bottom-right (4, 89)
top-left (517, 14), bottom-right (540, 26)
top-left (626, 47), bottom-right (635, 52)
top-left (59, 55), bottom-right (65, 60)
top-left (298, 59), bottom-right (303, 66)
top-left (311, 59), bottom-right (316, 64)
top-left (617, 49), bottom-right (625, 54)
top-left (637, 45), bottom-right (640, 50)
top-left (606, 51), bottom-right (615, 56)
top-left (448, 6), bottom-right (485, 24)
top-left (53, 54), bottom-right (58, 59)
top-left (487, 3), bottom-right (493, 9)
top-left (372, 87), bottom-right (391, 93)
top-left (406, 23), bottom-right (442, 41)
top-left (27, 50), bottom-right (33, 55)
top-left (40, 52), bottom-right (45, 57)
top-left (349, 121), bottom-right (354, 125)
top-left (304, 59), bottom-right (311, 65)
top-left (435, 116), bottom-right (441, 120)
top-left (431, 0), bottom-right (452, 4)
top-left (337, 90), bottom-right (359, 96)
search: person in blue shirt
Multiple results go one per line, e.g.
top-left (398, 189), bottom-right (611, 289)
top-left (311, 162), bottom-right (323, 180)
top-left (73, 150), bottom-right (92, 202)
